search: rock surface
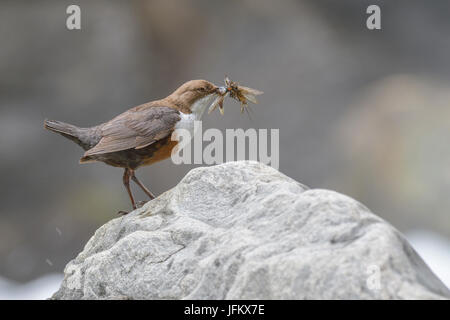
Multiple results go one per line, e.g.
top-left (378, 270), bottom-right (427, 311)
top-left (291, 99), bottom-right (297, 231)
top-left (52, 161), bottom-right (450, 299)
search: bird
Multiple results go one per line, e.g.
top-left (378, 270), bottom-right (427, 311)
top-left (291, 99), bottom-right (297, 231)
top-left (44, 79), bottom-right (223, 214)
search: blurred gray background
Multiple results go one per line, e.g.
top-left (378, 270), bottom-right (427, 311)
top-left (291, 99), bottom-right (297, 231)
top-left (1, 0), bottom-right (450, 292)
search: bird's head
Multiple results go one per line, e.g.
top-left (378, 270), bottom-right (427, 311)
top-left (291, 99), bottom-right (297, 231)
top-left (169, 80), bottom-right (220, 107)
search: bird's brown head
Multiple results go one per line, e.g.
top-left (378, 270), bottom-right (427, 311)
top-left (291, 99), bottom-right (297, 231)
top-left (167, 80), bottom-right (219, 111)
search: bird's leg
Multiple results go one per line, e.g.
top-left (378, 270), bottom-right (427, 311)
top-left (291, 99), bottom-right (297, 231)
top-left (122, 168), bottom-right (136, 212)
top-left (130, 170), bottom-right (155, 200)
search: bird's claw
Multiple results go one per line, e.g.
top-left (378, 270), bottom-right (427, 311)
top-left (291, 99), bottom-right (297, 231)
top-left (117, 200), bottom-right (149, 216)
top-left (136, 200), bottom-right (148, 208)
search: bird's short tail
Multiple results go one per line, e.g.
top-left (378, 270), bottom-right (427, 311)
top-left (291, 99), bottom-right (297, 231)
top-left (44, 119), bottom-right (98, 151)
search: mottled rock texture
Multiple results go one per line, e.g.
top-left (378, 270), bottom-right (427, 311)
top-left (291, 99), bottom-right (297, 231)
top-left (52, 161), bottom-right (450, 299)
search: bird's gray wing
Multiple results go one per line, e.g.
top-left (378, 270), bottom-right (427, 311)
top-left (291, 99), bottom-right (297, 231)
top-left (83, 106), bottom-right (181, 156)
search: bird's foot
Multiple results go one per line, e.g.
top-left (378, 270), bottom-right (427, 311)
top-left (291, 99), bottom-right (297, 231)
top-left (117, 201), bottom-right (149, 216)
top-left (136, 200), bottom-right (148, 208)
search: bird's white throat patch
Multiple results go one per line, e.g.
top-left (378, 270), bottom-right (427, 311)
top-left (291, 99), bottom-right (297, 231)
top-left (190, 93), bottom-right (217, 119)
top-left (175, 93), bottom-right (217, 137)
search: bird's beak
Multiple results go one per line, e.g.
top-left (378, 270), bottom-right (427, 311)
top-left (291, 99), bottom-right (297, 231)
top-left (214, 86), bottom-right (227, 95)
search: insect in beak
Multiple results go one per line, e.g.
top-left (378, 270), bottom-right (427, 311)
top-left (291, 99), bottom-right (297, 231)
top-left (208, 77), bottom-right (263, 115)
top-left (209, 90), bottom-right (228, 115)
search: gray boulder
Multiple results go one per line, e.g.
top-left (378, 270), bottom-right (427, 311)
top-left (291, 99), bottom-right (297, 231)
top-left (52, 161), bottom-right (450, 299)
